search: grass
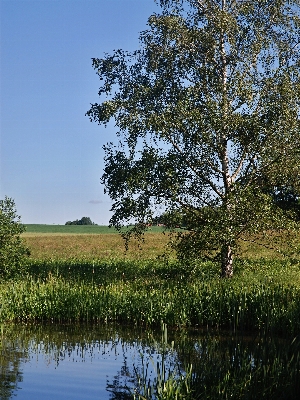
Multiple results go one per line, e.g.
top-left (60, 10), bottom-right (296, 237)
top-left (23, 224), bottom-right (166, 235)
top-left (22, 226), bottom-right (300, 261)
top-left (1, 257), bottom-right (300, 335)
top-left (11, 226), bottom-right (299, 333)
top-left (1, 227), bottom-right (299, 332)
top-left (23, 224), bottom-right (118, 234)
top-left (22, 232), bottom-right (172, 260)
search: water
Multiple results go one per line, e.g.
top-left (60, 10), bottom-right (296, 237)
top-left (1, 323), bottom-right (300, 399)
top-left (10, 339), bottom-right (132, 399)
top-left (0, 324), bottom-right (180, 400)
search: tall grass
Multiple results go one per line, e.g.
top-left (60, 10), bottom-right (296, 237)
top-left (1, 258), bottom-right (300, 335)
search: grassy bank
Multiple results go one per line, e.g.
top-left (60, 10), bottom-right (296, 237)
top-left (3, 228), bottom-right (300, 333)
top-left (1, 258), bottom-right (300, 335)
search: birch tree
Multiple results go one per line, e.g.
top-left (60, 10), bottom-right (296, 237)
top-left (87, 0), bottom-right (300, 277)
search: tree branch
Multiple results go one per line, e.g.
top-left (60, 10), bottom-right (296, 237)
top-left (166, 133), bottom-right (225, 198)
top-left (231, 149), bottom-right (247, 183)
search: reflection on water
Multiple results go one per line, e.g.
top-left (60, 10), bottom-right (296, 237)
top-left (0, 324), bottom-right (180, 400)
top-left (0, 331), bottom-right (25, 400)
top-left (1, 323), bottom-right (300, 399)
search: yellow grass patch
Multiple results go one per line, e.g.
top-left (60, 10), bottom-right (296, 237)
top-left (23, 233), bottom-right (172, 260)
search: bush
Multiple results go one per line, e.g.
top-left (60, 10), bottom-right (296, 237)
top-left (0, 197), bottom-right (30, 278)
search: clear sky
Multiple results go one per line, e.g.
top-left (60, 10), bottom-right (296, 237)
top-left (0, 0), bottom-right (160, 225)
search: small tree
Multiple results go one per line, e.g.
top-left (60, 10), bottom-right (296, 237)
top-left (0, 197), bottom-right (30, 278)
top-left (87, 0), bottom-right (300, 277)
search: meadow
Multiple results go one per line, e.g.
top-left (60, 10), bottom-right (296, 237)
top-left (22, 225), bottom-right (170, 260)
top-left (22, 224), bottom-right (299, 260)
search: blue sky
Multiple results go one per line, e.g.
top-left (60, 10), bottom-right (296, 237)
top-left (0, 0), bottom-right (160, 225)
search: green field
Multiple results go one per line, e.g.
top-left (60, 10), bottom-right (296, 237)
top-left (24, 224), bottom-right (117, 234)
top-left (24, 224), bottom-right (166, 235)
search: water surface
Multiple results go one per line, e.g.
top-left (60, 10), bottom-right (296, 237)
top-left (0, 323), bottom-right (179, 399)
top-left (1, 323), bottom-right (300, 399)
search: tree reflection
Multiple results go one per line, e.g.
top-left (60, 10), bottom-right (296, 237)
top-left (0, 333), bottom-right (26, 399)
top-left (106, 362), bottom-right (135, 400)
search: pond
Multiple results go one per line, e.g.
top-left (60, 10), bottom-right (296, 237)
top-left (1, 323), bottom-right (300, 399)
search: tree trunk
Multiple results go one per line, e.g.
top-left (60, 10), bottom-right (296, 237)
top-left (221, 244), bottom-right (233, 278)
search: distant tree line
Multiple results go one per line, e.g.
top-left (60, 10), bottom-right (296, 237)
top-left (65, 217), bottom-right (97, 226)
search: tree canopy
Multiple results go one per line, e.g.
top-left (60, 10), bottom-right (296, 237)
top-left (87, 0), bottom-right (300, 277)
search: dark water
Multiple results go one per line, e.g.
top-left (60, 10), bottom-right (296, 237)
top-left (1, 323), bottom-right (300, 399)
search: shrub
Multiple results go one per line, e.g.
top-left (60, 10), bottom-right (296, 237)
top-left (0, 196), bottom-right (30, 278)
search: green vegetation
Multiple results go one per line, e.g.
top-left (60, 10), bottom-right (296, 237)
top-left (0, 258), bottom-right (299, 336)
top-left (24, 224), bottom-right (116, 234)
top-left (0, 197), bottom-right (30, 278)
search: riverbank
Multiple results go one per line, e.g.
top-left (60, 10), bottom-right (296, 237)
top-left (1, 258), bottom-right (300, 335)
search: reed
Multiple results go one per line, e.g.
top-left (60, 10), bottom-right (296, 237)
top-left (1, 258), bottom-right (300, 335)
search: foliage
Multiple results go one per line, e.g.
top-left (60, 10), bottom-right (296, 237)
top-left (0, 197), bottom-right (30, 278)
top-left (65, 216), bottom-right (97, 225)
top-left (87, 0), bottom-right (300, 276)
top-left (264, 185), bottom-right (300, 220)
